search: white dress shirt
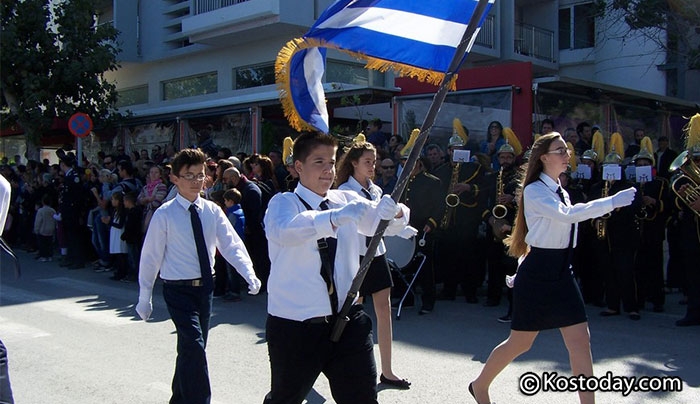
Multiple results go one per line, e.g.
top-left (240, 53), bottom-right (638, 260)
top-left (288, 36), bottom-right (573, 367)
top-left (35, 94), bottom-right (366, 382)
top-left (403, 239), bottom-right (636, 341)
top-left (338, 176), bottom-right (389, 257)
top-left (523, 173), bottom-right (615, 249)
top-left (0, 175), bottom-right (10, 234)
top-left (138, 193), bottom-right (256, 301)
top-left (264, 183), bottom-right (410, 322)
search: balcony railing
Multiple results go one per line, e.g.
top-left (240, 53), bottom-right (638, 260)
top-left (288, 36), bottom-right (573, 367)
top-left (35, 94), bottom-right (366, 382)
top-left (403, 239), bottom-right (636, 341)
top-left (474, 14), bottom-right (495, 49)
top-left (514, 22), bottom-right (554, 62)
top-left (194, 0), bottom-right (251, 15)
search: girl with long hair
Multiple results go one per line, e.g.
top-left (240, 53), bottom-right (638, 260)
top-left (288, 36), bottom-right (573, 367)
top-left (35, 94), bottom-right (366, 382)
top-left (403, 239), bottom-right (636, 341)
top-left (336, 140), bottom-right (411, 390)
top-left (244, 154), bottom-right (280, 192)
top-left (469, 133), bottom-right (636, 404)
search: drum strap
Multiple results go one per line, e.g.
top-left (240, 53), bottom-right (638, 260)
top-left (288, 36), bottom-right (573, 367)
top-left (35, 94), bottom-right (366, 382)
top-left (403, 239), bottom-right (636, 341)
top-left (296, 194), bottom-right (338, 315)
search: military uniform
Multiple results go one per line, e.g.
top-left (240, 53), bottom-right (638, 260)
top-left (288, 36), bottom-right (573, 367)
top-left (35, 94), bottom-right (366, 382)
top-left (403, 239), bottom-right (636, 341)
top-left (399, 170), bottom-right (443, 312)
top-left (59, 164), bottom-right (87, 268)
top-left (483, 164), bottom-right (519, 307)
top-left (433, 161), bottom-right (485, 302)
top-left (588, 178), bottom-right (644, 316)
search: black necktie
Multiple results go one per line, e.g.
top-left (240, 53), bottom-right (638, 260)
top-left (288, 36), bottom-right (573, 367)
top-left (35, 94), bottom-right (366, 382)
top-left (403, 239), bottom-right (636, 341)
top-left (360, 189), bottom-right (372, 246)
top-left (189, 204), bottom-right (213, 292)
top-left (319, 200), bottom-right (338, 313)
top-left (556, 186), bottom-right (566, 204)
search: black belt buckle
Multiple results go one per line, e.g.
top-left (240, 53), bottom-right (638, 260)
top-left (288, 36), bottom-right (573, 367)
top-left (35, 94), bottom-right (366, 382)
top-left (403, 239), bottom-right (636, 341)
top-left (162, 278), bottom-right (203, 287)
top-left (317, 239), bottom-right (328, 250)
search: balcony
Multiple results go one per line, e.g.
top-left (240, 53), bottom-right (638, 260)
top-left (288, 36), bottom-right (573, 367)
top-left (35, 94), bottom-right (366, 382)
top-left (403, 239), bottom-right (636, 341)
top-left (474, 14), bottom-right (495, 49)
top-left (514, 22), bottom-right (554, 62)
top-left (194, 0), bottom-right (251, 15)
top-left (182, 0), bottom-right (316, 47)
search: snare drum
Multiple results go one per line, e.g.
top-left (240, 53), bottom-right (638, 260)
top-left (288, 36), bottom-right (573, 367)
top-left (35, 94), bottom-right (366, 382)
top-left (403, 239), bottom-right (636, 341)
top-left (384, 235), bottom-right (416, 269)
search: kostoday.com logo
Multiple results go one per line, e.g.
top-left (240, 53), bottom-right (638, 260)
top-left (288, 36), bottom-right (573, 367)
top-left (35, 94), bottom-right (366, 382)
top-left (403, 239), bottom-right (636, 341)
top-left (519, 371), bottom-right (683, 397)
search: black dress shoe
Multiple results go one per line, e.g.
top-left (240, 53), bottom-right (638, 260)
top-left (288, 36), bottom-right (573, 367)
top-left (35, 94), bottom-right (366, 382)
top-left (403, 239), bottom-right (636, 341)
top-left (379, 374), bottom-right (410, 389)
top-left (599, 310), bottom-right (620, 317)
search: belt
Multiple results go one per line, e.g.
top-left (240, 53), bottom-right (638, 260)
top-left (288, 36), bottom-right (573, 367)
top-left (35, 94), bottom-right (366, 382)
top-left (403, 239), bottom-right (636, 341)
top-left (162, 278), bottom-right (204, 287)
top-left (303, 315), bottom-right (334, 324)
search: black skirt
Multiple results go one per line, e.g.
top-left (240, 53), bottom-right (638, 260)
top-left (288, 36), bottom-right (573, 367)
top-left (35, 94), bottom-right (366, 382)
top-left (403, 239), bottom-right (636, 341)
top-left (511, 247), bottom-right (587, 331)
top-left (359, 254), bottom-right (393, 296)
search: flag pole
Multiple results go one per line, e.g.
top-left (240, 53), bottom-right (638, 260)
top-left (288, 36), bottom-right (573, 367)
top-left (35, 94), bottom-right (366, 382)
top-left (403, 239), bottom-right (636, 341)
top-left (331, 0), bottom-right (493, 342)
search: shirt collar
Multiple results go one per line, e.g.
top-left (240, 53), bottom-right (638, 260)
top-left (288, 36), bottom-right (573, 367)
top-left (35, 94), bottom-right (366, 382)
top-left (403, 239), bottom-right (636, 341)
top-left (175, 192), bottom-right (202, 211)
top-left (346, 176), bottom-right (375, 195)
top-left (538, 172), bottom-right (562, 192)
top-left (295, 182), bottom-right (343, 209)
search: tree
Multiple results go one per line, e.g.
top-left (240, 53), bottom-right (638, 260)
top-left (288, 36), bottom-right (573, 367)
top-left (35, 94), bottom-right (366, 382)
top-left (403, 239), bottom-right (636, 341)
top-left (601, 0), bottom-right (700, 70)
top-left (0, 0), bottom-right (121, 159)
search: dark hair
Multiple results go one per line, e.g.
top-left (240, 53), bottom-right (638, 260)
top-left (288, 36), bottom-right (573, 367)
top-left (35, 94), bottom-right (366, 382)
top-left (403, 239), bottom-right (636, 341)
top-left (117, 159), bottom-right (134, 176)
top-left (123, 191), bottom-right (137, 203)
top-left (171, 149), bottom-right (207, 176)
top-left (209, 190), bottom-right (226, 209)
top-left (292, 132), bottom-right (338, 165)
top-left (243, 154), bottom-right (279, 191)
top-left (223, 188), bottom-right (242, 204)
top-left (658, 136), bottom-right (669, 142)
top-left (576, 121), bottom-right (591, 135)
top-left (487, 121), bottom-right (503, 138)
top-left (111, 190), bottom-right (124, 218)
top-left (335, 141), bottom-right (376, 187)
top-left (503, 132), bottom-right (563, 257)
top-left (541, 118), bottom-right (555, 131)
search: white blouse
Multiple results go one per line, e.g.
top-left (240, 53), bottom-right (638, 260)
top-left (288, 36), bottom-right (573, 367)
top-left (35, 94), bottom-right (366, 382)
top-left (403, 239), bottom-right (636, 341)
top-left (523, 173), bottom-right (615, 249)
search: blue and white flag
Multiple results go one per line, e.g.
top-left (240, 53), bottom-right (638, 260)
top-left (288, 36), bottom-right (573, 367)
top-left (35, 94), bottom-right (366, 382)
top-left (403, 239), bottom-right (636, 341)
top-left (275, 0), bottom-right (494, 133)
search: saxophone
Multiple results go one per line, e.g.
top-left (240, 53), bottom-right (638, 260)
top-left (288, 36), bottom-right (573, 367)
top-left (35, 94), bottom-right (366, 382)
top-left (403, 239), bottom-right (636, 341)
top-left (441, 162), bottom-right (461, 229)
top-left (595, 180), bottom-right (611, 240)
top-left (491, 167), bottom-right (509, 240)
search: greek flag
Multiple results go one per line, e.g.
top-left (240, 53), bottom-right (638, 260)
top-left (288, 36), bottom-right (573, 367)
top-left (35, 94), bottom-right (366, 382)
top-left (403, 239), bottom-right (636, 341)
top-left (275, 0), bottom-right (494, 133)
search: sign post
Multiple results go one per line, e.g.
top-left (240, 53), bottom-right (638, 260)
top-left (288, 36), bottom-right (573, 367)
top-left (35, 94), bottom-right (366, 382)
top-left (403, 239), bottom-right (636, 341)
top-left (68, 113), bottom-right (93, 167)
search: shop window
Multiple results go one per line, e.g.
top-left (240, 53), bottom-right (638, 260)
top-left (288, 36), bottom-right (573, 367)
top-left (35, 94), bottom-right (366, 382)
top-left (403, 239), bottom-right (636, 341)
top-left (116, 85), bottom-right (148, 107)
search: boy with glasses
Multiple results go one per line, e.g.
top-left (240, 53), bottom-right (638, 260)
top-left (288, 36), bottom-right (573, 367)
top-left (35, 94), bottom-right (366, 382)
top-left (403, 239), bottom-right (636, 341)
top-left (136, 148), bottom-right (261, 404)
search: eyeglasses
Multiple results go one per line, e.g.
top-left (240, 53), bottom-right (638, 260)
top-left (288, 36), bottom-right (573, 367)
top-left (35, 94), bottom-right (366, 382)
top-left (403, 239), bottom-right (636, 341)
top-left (176, 173), bottom-right (207, 182)
top-left (381, 165), bottom-right (395, 169)
top-left (546, 147), bottom-right (571, 156)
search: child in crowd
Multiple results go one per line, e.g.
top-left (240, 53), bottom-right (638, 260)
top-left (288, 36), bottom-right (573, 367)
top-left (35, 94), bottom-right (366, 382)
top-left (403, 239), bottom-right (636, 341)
top-left (103, 191), bottom-right (128, 281)
top-left (223, 188), bottom-right (245, 301)
top-left (121, 192), bottom-right (143, 282)
top-left (33, 194), bottom-right (56, 262)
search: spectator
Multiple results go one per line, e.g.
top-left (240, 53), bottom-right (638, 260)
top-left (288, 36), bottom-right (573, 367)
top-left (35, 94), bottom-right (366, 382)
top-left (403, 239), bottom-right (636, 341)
top-left (33, 194), bottom-right (56, 262)
top-left (480, 121), bottom-right (506, 170)
top-left (103, 191), bottom-right (128, 281)
top-left (137, 165), bottom-right (168, 234)
top-left (122, 192), bottom-right (143, 282)
top-left (574, 122), bottom-right (593, 156)
top-left (654, 136), bottom-right (678, 180)
top-left (375, 158), bottom-right (398, 195)
top-left (222, 188), bottom-right (245, 301)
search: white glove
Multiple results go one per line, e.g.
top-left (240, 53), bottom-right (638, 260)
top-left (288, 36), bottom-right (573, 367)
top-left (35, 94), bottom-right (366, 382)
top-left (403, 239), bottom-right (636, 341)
top-left (376, 195), bottom-right (400, 221)
top-left (248, 276), bottom-right (262, 295)
top-left (330, 199), bottom-right (369, 227)
top-left (611, 187), bottom-right (636, 209)
top-left (135, 297), bottom-right (153, 321)
top-left (52, 213), bottom-right (62, 222)
top-left (396, 226), bottom-right (418, 239)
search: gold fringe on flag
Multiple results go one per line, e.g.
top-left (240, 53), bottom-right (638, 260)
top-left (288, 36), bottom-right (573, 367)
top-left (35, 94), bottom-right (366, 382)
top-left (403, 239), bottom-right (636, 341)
top-left (275, 37), bottom-right (458, 132)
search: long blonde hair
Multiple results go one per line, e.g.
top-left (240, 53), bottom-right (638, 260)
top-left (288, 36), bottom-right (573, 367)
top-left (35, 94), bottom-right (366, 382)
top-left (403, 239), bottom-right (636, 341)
top-left (503, 133), bottom-right (563, 257)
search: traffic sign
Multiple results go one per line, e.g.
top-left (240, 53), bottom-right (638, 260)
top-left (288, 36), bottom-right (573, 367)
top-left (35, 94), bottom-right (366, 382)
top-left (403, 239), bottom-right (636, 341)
top-left (68, 113), bottom-right (93, 138)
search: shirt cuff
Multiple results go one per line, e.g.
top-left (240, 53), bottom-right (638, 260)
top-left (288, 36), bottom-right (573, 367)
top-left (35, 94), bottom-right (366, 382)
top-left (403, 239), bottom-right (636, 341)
top-left (313, 210), bottom-right (337, 238)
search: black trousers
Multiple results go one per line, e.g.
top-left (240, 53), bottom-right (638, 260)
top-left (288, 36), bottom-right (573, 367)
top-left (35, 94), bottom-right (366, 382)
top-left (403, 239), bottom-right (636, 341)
top-left (163, 284), bottom-right (213, 404)
top-left (263, 305), bottom-right (378, 404)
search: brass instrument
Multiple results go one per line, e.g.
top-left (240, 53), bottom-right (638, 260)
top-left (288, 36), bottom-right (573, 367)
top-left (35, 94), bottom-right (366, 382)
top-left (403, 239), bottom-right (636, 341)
top-left (441, 162), bottom-right (461, 228)
top-left (595, 180), bottom-right (611, 240)
top-left (491, 167), bottom-right (509, 240)
top-left (634, 181), bottom-right (649, 220)
top-left (670, 150), bottom-right (700, 217)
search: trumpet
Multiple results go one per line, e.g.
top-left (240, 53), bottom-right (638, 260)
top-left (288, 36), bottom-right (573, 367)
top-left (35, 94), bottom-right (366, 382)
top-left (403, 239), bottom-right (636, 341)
top-left (491, 167), bottom-right (509, 240)
top-left (595, 180), bottom-right (611, 240)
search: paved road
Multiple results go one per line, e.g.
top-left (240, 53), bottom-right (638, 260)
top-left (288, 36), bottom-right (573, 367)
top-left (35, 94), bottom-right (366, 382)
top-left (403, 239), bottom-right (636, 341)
top-left (1, 251), bottom-right (698, 403)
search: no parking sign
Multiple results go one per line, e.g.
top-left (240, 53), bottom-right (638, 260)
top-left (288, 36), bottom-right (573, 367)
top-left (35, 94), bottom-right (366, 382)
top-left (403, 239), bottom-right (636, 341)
top-left (68, 113), bottom-right (93, 138)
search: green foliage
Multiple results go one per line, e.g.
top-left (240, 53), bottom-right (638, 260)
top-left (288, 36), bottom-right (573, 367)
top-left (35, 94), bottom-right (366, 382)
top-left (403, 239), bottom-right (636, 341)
top-left (0, 0), bottom-right (123, 144)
